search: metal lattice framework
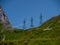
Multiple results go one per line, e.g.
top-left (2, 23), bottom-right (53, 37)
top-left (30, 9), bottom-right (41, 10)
top-left (31, 16), bottom-right (34, 28)
top-left (40, 13), bottom-right (43, 25)
top-left (23, 18), bottom-right (26, 30)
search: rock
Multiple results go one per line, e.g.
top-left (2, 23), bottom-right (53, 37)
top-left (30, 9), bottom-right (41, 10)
top-left (0, 6), bottom-right (13, 30)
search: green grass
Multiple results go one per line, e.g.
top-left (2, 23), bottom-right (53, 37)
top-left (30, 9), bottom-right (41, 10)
top-left (0, 15), bottom-right (60, 45)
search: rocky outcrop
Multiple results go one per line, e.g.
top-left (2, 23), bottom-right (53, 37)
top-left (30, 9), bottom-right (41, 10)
top-left (0, 6), bottom-right (12, 30)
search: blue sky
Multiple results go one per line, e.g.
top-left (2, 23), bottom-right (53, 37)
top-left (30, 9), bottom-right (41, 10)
top-left (0, 0), bottom-right (60, 29)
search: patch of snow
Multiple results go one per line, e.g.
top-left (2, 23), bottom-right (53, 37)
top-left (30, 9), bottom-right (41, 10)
top-left (1, 15), bottom-right (5, 23)
top-left (0, 9), bottom-right (1, 10)
top-left (2, 34), bottom-right (5, 41)
top-left (58, 20), bottom-right (60, 23)
top-left (43, 27), bottom-right (52, 31)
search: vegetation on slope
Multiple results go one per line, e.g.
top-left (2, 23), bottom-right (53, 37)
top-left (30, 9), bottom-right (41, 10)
top-left (0, 15), bottom-right (60, 45)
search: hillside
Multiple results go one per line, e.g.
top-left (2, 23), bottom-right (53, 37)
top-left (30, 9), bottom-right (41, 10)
top-left (0, 15), bottom-right (60, 45)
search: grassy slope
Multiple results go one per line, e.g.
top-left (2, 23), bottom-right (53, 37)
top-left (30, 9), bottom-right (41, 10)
top-left (0, 15), bottom-right (60, 45)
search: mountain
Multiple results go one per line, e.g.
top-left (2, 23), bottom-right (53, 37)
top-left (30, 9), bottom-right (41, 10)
top-left (38, 15), bottom-right (60, 30)
top-left (29, 15), bottom-right (60, 39)
top-left (0, 6), bottom-right (12, 30)
top-left (1, 15), bottom-right (60, 45)
top-left (0, 13), bottom-right (60, 45)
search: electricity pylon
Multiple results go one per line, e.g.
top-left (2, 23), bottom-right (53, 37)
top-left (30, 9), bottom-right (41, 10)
top-left (40, 13), bottom-right (43, 25)
top-left (23, 18), bottom-right (26, 30)
top-left (31, 16), bottom-right (34, 28)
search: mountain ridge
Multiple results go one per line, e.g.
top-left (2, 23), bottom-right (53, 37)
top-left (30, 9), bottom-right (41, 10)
top-left (0, 15), bottom-right (60, 45)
